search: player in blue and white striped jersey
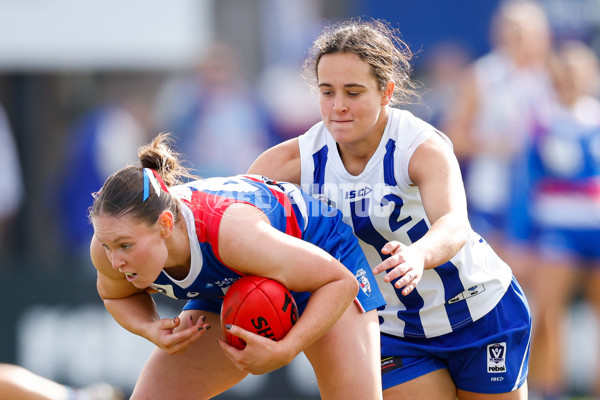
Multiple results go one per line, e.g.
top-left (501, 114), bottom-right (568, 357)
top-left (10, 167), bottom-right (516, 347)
top-left (249, 17), bottom-right (531, 400)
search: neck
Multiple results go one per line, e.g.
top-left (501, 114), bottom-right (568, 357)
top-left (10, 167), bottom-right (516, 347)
top-left (164, 218), bottom-right (191, 278)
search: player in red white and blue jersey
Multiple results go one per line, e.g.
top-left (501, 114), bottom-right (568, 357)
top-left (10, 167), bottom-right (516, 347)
top-left (89, 133), bottom-right (385, 400)
top-left (155, 174), bottom-right (384, 314)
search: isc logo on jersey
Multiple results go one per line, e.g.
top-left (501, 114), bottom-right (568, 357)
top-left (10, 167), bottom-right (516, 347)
top-left (487, 342), bottom-right (507, 373)
top-left (344, 186), bottom-right (372, 199)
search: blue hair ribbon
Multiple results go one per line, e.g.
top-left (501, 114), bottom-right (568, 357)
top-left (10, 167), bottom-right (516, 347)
top-left (142, 168), bottom-right (162, 202)
top-left (143, 169), bottom-right (150, 201)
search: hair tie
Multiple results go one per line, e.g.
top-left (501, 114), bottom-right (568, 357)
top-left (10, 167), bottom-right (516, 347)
top-left (143, 168), bottom-right (169, 201)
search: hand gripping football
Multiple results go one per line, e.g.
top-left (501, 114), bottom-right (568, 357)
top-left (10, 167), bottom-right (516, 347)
top-left (221, 275), bottom-right (298, 350)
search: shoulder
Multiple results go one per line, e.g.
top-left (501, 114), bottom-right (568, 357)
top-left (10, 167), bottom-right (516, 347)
top-left (388, 109), bottom-right (449, 147)
top-left (414, 133), bottom-right (455, 157)
top-left (390, 108), bottom-right (433, 129)
top-left (248, 138), bottom-right (301, 184)
top-left (409, 134), bottom-right (459, 184)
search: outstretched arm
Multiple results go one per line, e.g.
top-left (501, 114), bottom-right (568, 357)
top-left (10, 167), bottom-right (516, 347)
top-left (373, 134), bottom-right (469, 294)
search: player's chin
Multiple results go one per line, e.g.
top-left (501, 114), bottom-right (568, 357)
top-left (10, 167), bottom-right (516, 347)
top-left (329, 129), bottom-right (364, 147)
top-left (132, 278), bottom-right (151, 290)
top-left (327, 125), bottom-right (353, 138)
top-left (135, 273), bottom-right (162, 290)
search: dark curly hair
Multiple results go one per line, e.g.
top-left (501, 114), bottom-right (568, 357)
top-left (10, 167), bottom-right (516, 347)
top-left (302, 17), bottom-right (421, 106)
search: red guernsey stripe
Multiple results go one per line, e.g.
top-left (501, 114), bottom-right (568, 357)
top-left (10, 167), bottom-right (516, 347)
top-left (537, 178), bottom-right (600, 198)
top-left (186, 183), bottom-right (302, 267)
top-left (185, 190), bottom-right (236, 264)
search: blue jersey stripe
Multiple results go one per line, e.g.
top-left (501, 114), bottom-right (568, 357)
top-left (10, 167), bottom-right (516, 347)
top-left (396, 292), bottom-right (425, 337)
top-left (393, 215), bottom-right (426, 337)
top-left (406, 219), bottom-right (427, 243)
top-left (384, 139), bottom-right (397, 186)
top-left (436, 261), bottom-right (473, 328)
top-left (312, 145), bottom-right (328, 193)
top-left (350, 198), bottom-right (426, 337)
top-left (405, 216), bottom-right (473, 331)
top-left (350, 198), bottom-right (389, 259)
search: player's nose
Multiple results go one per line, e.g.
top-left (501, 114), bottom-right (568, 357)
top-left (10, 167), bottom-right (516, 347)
top-left (111, 254), bottom-right (126, 270)
top-left (333, 94), bottom-right (348, 113)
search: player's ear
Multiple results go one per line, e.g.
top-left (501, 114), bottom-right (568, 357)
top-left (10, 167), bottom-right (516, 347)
top-left (381, 80), bottom-right (395, 106)
top-left (158, 210), bottom-right (174, 237)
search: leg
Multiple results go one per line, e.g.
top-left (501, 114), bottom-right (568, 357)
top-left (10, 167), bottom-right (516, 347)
top-left (528, 258), bottom-right (577, 396)
top-left (499, 242), bottom-right (536, 297)
top-left (583, 266), bottom-right (600, 398)
top-left (383, 369), bottom-right (456, 400)
top-left (303, 306), bottom-right (382, 400)
top-left (457, 382), bottom-right (528, 400)
top-left (131, 310), bottom-right (248, 400)
top-left (384, 369), bottom-right (527, 400)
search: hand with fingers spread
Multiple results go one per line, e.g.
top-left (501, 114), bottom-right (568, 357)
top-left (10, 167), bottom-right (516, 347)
top-left (372, 241), bottom-right (425, 296)
top-left (147, 315), bottom-right (211, 355)
top-left (217, 324), bottom-right (295, 375)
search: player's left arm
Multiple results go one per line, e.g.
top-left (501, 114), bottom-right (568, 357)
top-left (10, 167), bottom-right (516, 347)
top-left (215, 203), bottom-right (358, 374)
top-left (373, 134), bottom-right (469, 292)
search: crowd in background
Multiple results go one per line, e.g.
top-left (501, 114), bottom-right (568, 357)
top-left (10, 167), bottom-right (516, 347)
top-left (423, 2), bottom-right (600, 399)
top-left (0, 0), bottom-right (600, 398)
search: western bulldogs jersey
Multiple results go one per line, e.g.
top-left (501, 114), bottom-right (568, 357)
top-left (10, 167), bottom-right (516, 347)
top-left (298, 107), bottom-right (513, 338)
top-left (529, 98), bottom-right (600, 229)
top-left (147, 175), bottom-right (385, 313)
top-left (466, 51), bottom-right (555, 216)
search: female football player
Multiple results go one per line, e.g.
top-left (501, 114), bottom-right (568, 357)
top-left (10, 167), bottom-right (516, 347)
top-left (89, 133), bottom-right (385, 399)
top-left (248, 17), bottom-right (531, 400)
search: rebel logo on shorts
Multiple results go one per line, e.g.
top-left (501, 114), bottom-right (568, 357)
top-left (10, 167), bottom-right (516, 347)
top-left (487, 342), bottom-right (507, 373)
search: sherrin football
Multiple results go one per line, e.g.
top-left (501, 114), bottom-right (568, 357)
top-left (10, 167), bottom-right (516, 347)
top-left (221, 275), bottom-right (298, 350)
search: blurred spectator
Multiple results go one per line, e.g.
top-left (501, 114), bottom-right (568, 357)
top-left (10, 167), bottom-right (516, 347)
top-left (256, 0), bottom-right (322, 142)
top-left (153, 41), bottom-right (273, 177)
top-left (55, 75), bottom-right (153, 271)
top-left (0, 101), bottom-right (24, 258)
top-left (441, 0), bottom-right (556, 287)
top-left (526, 41), bottom-right (600, 400)
top-left (258, 63), bottom-right (321, 143)
top-left (413, 41), bottom-right (472, 127)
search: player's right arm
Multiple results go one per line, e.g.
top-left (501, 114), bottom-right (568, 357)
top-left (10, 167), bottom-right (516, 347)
top-left (90, 235), bottom-right (206, 354)
top-left (247, 138), bottom-right (301, 184)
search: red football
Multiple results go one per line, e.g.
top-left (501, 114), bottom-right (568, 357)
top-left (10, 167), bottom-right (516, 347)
top-left (221, 275), bottom-right (298, 350)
